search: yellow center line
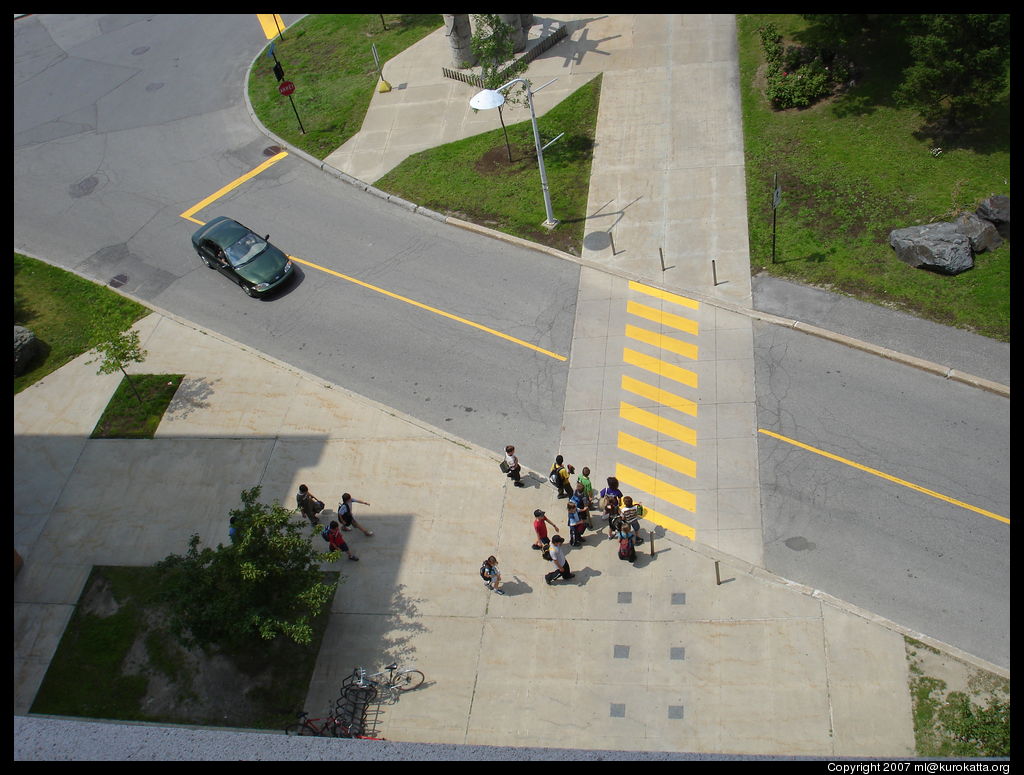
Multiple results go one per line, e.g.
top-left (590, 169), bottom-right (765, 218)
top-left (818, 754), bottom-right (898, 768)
top-left (179, 151), bottom-right (289, 224)
top-left (287, 255), bottom-right (567, 361)
top-left (758, 429), bottom-right (1009, 525)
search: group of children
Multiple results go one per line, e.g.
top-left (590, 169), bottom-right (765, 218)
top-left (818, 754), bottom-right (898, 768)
top-left (482, 454), bottom-right (650, 593)
top-left (296, 484), bottom-right (373, 562)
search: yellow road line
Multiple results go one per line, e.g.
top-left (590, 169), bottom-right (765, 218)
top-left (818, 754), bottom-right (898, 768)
top-left (621, 374), bottom-right (697, 416)
top-left (626, 324), bottom-right (698, 360)
top-left (758, 429), bottom-right (1010, 525)
top-left (640, 507), bottom-right (696, 541)
top-left (627, 300), bottom-right (699, 336)
top-left (616, 462), bottom-right (697, 513)
top-left (619, 401), bottom-right (696, 446)
top-left (287, 255), bottom-right (567, 361)
top-left (618, 431), bottom-right (696, 479)
top-left (629, 280), bottom-right (700, 310)
top-left (623, 348), bottom-right (698, 389)
top-left (179, 151), bottom-right (289, 224)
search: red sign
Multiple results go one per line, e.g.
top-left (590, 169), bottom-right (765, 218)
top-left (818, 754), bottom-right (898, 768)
top-left (278, 80), bottom-right (295, 96)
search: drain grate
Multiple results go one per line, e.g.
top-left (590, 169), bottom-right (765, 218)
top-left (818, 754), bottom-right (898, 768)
top-left (264, 145), bottom-right (283, 157)
top-left (108, 274), bottom-right (128, 288)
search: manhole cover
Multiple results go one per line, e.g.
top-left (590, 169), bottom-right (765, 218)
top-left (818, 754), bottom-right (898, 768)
top-left (109, 274), bottom-right (128, 288)
top-left (263, 145), bottom-right (283, 157)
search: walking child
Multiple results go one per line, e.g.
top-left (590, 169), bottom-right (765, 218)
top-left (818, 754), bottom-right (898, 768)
top-left (479, 556), bottom-right (505, 594)
top-left (337, 493), bottom-right (373, 536)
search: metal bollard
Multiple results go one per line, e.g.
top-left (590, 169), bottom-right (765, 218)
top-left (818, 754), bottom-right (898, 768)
top-left (715, 560), bottom-right (722, 585)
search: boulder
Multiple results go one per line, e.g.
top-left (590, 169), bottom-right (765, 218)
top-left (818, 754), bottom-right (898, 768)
top-left (975, 195), bottom-right (1010, 239)
top-left (888, 222), bottom-right (974, 275)
top-left (14, 325), bottom-right (41, 376)
top-left (955, 212), bottom-right (1002, 253)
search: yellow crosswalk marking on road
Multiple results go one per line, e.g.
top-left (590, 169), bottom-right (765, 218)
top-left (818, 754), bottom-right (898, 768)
top-left (619, 402), bottom-right (697, 446)
top-left (640, 507), bottom-right (696, 541)
top-left (256, 14), bottom-right (286, 40)
top-left (626, 324), bottom-right (698, 360)
top-left (620, 375), bottom-right (697, 416)
top-left (616, 462), bottom-right (697, 513)
top-left (626, 300), bottom-right (699, 336)
top-left (623, 348), bottom-right (698, 389)
top-left (617, 431), bottom-right (696, 478)
top-left (628, 281), bottom-right (700, 310)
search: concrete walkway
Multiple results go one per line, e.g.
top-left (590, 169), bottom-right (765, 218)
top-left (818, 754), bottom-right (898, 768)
top-left (15, 13), bottom-right (1009, 759)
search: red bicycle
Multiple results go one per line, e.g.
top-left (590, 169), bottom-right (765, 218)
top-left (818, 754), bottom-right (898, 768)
top-left (284, 710), bottom-right (376, 738)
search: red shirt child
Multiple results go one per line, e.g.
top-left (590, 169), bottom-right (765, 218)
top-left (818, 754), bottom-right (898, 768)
top-left (532, 509), bottom-right (558, 549)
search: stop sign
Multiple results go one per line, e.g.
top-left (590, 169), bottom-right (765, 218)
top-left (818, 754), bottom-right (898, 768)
top-left (278, 80), bottom-right (295, 96)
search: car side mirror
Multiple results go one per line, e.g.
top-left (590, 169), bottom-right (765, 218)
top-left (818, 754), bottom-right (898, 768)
top-left (264, 234), bottom-right (270, 241)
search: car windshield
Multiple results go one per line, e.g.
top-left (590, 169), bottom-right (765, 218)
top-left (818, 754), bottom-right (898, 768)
top-left (225, 232), bottom-right (268, 266)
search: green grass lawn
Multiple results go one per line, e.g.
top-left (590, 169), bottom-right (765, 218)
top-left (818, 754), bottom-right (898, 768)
top-left (15, 254), bottom-right (151, 393)
top-left (248, 14), bottom-right (443, 160)
top-left (90, 374), bottom-right (184, 439)
top-left (376, 73), bottom-right (602, 255)
top-left (737, 14), bottom-right (1010, 341)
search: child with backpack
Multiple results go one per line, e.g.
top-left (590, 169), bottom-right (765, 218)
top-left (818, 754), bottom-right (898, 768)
top-left (549, 455), bottom-right (574, 499)
top-left (616, 520), bottom-right (638, 564)
top-left (479, 556), bottom-right (505, 594)
top-left (619, 496), bottom-right (645, 545)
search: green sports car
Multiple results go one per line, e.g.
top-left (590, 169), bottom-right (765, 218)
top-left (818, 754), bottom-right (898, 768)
top-left (191, 216), bottom-right (294, 297)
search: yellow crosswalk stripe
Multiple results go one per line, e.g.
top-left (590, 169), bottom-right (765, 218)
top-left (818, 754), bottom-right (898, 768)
top-left (616, 462), bottom-right (697, 513)
top-left (626, 300), bottom-right (699, 336)
top-left (623, 348), bottom-right (698, 389)
top-left (639, 507), bottom-right (696, 541)
top-left (620, 375), bottom-right (697, 416)
top-left (626, 324), bottom-right (698, 360)
top-left (619, 402), bottom-right (696, 446)
top-left (628, 281), bottom-right (700, 310)
top-left (617, 431), bottom-right (696, 478)
top-left (256, 14), bottom-right (286, 40)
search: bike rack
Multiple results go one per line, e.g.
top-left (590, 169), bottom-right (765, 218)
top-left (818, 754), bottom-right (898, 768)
top-left (335, 669), bottom-right (380, 737)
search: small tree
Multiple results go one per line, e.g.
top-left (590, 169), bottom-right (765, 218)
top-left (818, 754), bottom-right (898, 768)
top-left (89, 327), bottom-right (148, 404)
top-left (156, 486), bottom-right (338, 649)
top-left (470, 14), bottom-right (530, 161)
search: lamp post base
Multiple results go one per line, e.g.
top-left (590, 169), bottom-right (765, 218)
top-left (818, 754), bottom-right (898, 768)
top-left (542, 219), bottom-right (559, 230)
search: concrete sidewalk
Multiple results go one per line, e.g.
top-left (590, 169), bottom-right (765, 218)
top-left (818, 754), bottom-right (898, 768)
top-left (14, 12), bottom-right (1009, 759)
top-left (16, 309), bottom-right (922, 756)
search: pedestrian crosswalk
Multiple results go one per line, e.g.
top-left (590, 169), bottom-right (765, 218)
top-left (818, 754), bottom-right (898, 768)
top-left (614, 281), bottom-right (702, 542)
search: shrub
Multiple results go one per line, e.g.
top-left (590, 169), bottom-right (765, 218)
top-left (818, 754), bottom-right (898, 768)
top-left (759, 23), bottom-right (851, 109)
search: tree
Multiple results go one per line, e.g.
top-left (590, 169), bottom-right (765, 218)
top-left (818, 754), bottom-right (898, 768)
top-left (156, 486), bottom-right (338, 649)
top-left (892, 14), bottom-right (1009, 131)
top-left (89, 327), bottom-right (148, 404)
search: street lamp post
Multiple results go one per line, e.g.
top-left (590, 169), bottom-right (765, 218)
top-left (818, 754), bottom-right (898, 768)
top-left (471, 77), bottom-right (559, 229)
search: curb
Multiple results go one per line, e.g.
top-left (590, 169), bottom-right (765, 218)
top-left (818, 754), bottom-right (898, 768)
top-left (242, 74), bottom-right (1009, 400)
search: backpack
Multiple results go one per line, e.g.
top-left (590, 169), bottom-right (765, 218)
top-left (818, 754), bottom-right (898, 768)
top-left (618, 537), bottom-right (636, 562)
top-left (548, 466), bottom-right (561, 485)
top-left (321, 526), bottom-right (331, 543)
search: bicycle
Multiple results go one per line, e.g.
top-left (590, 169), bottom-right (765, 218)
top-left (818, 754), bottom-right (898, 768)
top-left (285, 710), bottom-right (363, 738)
top-left (345, 663), bottom-right (424, 704)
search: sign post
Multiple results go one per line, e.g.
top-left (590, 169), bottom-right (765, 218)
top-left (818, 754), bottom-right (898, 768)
top-left (771, 172), bottom-right (782, 265)
top-left (372, 43), bottom-right (391, 93)
top-left (278, 81), bottom-right (305, 134)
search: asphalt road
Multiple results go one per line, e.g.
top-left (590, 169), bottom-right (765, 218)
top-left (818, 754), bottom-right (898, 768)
top-left (753, 320), bottom-right (1011, 669)
top-left (14, 13), bottom-right (576, 472)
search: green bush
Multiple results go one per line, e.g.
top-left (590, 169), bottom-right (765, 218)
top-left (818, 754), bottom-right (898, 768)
top-left (759, 22), bottom-right (849, 109)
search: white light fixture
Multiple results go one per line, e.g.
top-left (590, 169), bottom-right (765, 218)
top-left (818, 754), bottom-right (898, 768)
top-left (470, 78), bottom-right (559, 228)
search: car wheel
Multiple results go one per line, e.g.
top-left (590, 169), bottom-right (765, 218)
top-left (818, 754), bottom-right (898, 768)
top-left (242, 284), bottom-right (257, 298)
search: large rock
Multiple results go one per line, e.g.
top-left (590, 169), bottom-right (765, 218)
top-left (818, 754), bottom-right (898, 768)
top-left (975, 195), bottom-right (1010, 239)
top-left (14, 325), bottom-right (41, 376)
top-left (955, 212), bottom-right (1002, 253)
top-left (888, 222), bottom-right (974, 274)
